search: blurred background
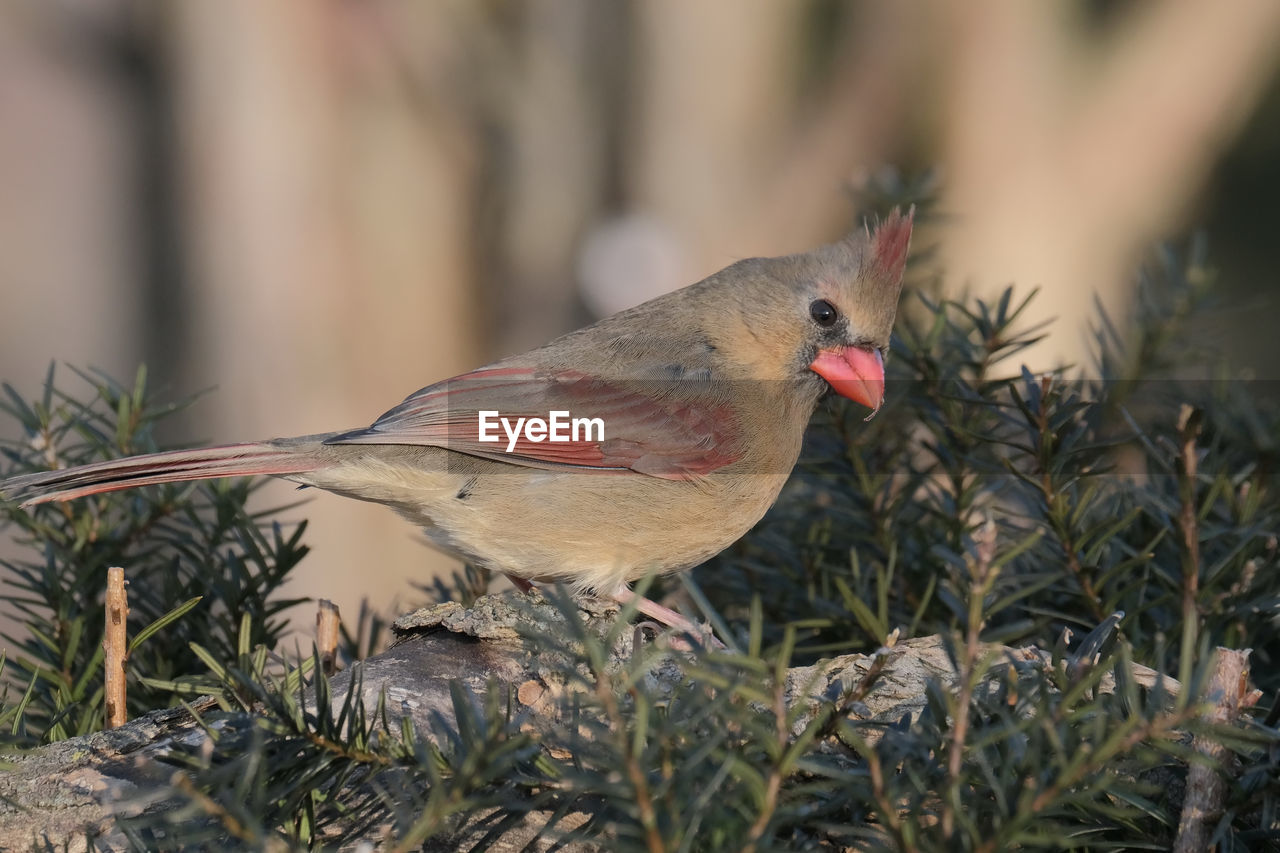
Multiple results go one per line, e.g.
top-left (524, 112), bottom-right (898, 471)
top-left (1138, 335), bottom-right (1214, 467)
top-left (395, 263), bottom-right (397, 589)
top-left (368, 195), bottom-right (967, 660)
top-left (2, 0), bottom-right (1279, 639)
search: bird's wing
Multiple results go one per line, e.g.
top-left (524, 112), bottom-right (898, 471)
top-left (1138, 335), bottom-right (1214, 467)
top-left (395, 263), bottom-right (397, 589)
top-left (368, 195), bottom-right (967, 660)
top-left (324, 367), bottom-right (742, 480)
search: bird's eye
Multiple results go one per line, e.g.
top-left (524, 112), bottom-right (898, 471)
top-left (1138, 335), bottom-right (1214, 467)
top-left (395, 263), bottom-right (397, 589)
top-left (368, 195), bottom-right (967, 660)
top-left (809, 299), bottom-right (838, 327)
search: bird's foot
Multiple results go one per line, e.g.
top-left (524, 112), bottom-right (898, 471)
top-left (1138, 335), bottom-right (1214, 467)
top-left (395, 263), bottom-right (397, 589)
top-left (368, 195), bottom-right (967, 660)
top-left (503, 574), bottom-right (725, 650)
top-left (612, 585), bottom-right (725, 651)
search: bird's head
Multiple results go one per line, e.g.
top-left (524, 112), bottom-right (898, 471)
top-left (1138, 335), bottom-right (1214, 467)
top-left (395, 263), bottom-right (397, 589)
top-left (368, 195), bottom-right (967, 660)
top-left (710, 207), bottom-right (913, 414)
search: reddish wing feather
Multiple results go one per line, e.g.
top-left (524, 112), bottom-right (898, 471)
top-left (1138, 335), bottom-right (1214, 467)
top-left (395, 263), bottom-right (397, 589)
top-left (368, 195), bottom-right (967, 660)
top-left (326, 367), bottom-right (742, 480)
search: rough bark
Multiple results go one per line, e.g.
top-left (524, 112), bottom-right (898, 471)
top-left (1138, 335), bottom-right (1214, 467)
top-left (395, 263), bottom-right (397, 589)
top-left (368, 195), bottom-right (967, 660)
top-left (1173, 647), bottom-right (1263, 853)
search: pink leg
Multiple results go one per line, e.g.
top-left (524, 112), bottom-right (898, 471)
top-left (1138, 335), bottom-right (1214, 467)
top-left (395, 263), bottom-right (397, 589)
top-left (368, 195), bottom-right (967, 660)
top-left (505, 573), bottom-right (536, 594)
top-left (505, 574), bottom-right (723, 649)
top-left (612, 585), bottom-right (725, 650)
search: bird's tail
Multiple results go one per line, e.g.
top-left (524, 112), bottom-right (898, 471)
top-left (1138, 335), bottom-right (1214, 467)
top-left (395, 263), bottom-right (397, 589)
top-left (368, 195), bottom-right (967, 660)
top-left (0, 441), bottom-right (324, 508)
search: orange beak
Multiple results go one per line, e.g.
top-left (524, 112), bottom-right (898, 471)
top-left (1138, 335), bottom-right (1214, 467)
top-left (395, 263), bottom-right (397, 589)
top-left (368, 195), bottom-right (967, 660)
top-left (810, 346), bottom-right (885, 413)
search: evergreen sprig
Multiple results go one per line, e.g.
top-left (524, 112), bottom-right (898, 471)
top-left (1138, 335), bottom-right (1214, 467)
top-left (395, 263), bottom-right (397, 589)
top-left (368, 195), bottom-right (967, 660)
top-left (0, 365), bottom-right (310, 743)
top-left (695, 241), bottom-right (1280, 703)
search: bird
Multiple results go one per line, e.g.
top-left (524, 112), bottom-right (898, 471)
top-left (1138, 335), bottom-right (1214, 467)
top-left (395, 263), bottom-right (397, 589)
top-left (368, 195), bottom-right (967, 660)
top-left (1, 208), bottom-right (913, 639)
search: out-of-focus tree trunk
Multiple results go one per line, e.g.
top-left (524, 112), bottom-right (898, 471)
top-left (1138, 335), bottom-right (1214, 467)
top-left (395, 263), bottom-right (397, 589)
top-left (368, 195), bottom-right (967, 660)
top-left (0, 7), bottom-right (144, 379)
top-left (162, 0), bottom-right (483, 625)
top-left (0, 3), bottom-right (145, 643)
top-left (491, 0), bottom-right (612, 352)
top-left (933, 0), bottom-right (1280, 369)
top-left (583, 1), bottom-right (920, 314)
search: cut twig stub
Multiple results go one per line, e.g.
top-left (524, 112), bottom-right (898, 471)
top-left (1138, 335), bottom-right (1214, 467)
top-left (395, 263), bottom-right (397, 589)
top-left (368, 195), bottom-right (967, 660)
top-left (316, 599), bottom-right (342, 676)
top-left (103, 566), bottom-right (129, 729)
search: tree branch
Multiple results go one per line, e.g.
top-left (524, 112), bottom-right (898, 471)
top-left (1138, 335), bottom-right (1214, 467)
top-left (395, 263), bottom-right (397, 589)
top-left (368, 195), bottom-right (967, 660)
top-left (0, 592), bottom-right (1187, 851)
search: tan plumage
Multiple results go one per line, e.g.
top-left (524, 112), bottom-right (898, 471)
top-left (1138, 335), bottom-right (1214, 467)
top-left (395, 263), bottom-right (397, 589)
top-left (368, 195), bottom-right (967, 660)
top-left (2, 209), bottom-right (912, 613)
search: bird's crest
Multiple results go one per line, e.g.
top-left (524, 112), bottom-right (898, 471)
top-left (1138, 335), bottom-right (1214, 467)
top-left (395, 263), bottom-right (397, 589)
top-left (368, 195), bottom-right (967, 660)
top-left (869, 206), bottom-right (913, 284)
top-left (842, 206), bottom-right (914, 338)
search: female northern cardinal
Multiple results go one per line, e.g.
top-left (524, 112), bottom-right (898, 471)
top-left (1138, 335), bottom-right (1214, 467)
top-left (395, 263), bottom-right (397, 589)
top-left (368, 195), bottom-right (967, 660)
top-left (2, 209), bottom-right (912, 635)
